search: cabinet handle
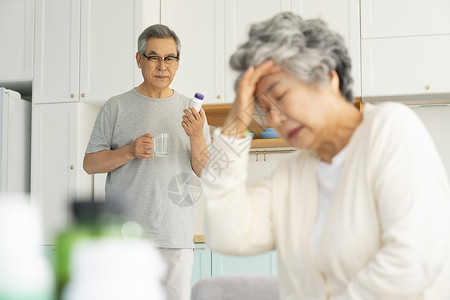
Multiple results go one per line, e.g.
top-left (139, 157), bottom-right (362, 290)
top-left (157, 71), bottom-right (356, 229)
top-left (70, 94), bottom-right (75, 98)
top-left (81, 93), bottom-right (86, 97)
top-left (256, 150), bottom-right (259, 161)
top-left (195, 247), bottom-right (206, 250)
top-left (263, 150), bottom-right (267, 161)
top-left (216, 95), bottom-right (221, 99)
top-left (70, 165), bottom-right (75, 170)
top-left (425, 85), bottom-right (431, 90)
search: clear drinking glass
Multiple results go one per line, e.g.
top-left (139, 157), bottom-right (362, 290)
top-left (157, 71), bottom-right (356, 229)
top-left (152, 133), bottom-right (169, 157)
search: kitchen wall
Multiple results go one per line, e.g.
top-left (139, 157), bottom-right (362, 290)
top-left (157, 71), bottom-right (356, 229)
top-left (410, 104), bottom-right (450, 179)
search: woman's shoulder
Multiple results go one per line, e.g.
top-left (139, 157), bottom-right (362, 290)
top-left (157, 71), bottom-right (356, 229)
top-left (360, 102), bottom-right (430, 148)
top-left (363, 102), bottom-right (419, 125)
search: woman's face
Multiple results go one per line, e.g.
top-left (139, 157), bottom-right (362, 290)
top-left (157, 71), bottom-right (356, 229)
top-left (254, 70), bottom-right (337, 151)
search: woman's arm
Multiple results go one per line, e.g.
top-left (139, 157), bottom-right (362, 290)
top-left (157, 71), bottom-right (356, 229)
top-left (201, 130), bottom-right (277, 255)
top-left (333, 103), bottom-right (450, 299)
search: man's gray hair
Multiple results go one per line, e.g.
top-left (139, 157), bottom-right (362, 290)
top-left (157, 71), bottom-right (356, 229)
top-left (138, 24), bottom-right (181, 57)
top-left (230, 12), bottom-right (353, 102)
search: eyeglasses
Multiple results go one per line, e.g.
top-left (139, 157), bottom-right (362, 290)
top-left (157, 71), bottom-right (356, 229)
top-left (142, 54), bottom-right (179, 66)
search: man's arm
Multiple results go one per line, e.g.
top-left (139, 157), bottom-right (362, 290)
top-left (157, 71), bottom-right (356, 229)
top-left (190, 135), bottom-right (209, 177)
top-left (182, 107), bottom-right (210, 177)
top-left (83, 133), bottom-right (154, 174)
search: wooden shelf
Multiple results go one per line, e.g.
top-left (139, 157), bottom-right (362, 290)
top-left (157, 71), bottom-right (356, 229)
top-left (251, 138), bottom-right (291, 148)
top-left (203, 103), bottom-right (266, 140)
top-left (193, 235), bottom-right (205, 243)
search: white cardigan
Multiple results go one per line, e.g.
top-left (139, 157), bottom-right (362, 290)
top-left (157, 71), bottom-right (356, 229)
top-left (201, 102), bottom-right (450, 300)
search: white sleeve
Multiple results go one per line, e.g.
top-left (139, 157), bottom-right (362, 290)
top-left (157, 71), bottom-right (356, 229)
top-left (201, 128), bottom-right (276, 255)
top-left (333, 104), bottom-right (450, 299)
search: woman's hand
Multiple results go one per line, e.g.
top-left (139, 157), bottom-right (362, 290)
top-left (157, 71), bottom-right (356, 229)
top-left (222, 61), bottom-right (280, 137)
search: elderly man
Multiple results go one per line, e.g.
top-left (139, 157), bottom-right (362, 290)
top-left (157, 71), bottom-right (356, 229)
top-left (84, 24), bottom-right (210, 299)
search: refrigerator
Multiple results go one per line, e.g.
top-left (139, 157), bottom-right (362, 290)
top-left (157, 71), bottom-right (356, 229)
top-left (0, 88), bottom-right (31, 200)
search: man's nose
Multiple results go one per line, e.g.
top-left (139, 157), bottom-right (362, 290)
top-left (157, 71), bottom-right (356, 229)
top-left (157, 60), bottom-right (168, 71)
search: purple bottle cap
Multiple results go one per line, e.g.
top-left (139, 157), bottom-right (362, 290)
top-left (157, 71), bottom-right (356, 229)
top-left (194, 93), bottom-right (204, 100)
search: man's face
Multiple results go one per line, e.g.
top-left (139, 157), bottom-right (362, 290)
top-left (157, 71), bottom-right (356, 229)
top-left (136, 38), bottom-right (179, 92)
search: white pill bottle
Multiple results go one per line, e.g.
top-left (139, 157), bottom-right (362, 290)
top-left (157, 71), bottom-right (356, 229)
top-left (189, 93), bottom-right (204, 113)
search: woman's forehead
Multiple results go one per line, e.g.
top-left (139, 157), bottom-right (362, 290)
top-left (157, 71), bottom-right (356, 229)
top-left (255, 70), bottom-right (289, 94)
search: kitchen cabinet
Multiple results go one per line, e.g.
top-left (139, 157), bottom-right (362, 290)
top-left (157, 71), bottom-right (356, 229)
top-left (212, 250), bottom-right (278, 277)
top-left (361, 0), bottom-right (450, 39)
top-left (31, 102), bottom-right (99, 244)
top-left (161, 0), bottom-right (226, 104)
top-left (161, 0), bottom-right (361, 103)
top-left (192, 243), bottom-right (212, 287)
top-left (361, 35), bottom-right (450, 101)
top-left (223, 0), bottom-right (295, 103)
top-left (191, 243), bottom-right (277, 287)
top-left (0, 0), bottom-right (34, 87)
top-left (360, 0), bottom-right (450, 102)
top-left (33, 0), bottom-right (158, 104)
top-left (247, 148), bottom-right (296, 184)
top-left (42, 244), bottom-right (57, 268)
top-left (163, 0), bottom-right (340, 104)
top-left (291, 0), bottom-right (361, 97)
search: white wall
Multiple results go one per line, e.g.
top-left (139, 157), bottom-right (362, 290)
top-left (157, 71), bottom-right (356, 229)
top-left (410, 104), bottom-right (450, 181)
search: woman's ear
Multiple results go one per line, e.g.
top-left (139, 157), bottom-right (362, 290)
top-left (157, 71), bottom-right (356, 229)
top-left (329, 70), bottom-right (340, 95)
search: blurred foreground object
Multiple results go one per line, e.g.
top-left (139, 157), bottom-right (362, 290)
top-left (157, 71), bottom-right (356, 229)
top-left (62, 238), bottom-right (166, 300)
top-left (57, 200), bottom-right (166, 300)
top-left (0, 196), bottom-right (55, 300)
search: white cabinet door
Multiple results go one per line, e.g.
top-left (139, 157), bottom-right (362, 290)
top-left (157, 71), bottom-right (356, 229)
top-left (361, 0), bottom-right (450, 39)
top-left (34, 0), bottom-right (157, 104)
top-left (79, 0), bottom-right (138, 103)
top-left (292, 0), bottom-right (361, 97)
top-left (161, 0), bottom-right (293, 104)
top-left (0, 0), bottom-right (34, 83)
top-left (161, 0), bottom-right (225, 104)
top-left (224, 0), bottom-right (292, 103)
top-left (31, 102), bottom-right (98, 244)
top-left (33, 0), bottom-right (80, 103)
top-left (361, 35), bottom-right (450, 100)
top-left (160, 0), bottom-right (359, 103)
top-left (247, 148), bottom-right (295, 186)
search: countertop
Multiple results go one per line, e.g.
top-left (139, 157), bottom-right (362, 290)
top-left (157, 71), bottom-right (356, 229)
top-left (194, 235), bottom-right (205, 243)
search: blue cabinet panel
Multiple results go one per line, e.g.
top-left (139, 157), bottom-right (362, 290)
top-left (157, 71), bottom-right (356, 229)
top-left (191, 243), bottom-right (212, 287)
top-left (211, 251), bottom-right (277, 276)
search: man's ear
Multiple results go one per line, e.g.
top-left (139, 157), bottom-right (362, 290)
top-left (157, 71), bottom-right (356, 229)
top-left (175, 55), bottom-right (180, 71)
top-left (136, 52), bottom-right (142, 69)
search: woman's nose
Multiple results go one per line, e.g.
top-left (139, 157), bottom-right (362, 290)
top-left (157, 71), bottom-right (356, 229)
top-left (269, 107), bottom-right (287, 125)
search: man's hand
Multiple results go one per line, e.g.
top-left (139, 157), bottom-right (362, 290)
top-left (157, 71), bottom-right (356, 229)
top-left (182, 106), bottom-right (205, 139)
top-left (130, 133), bottom-right (154, 159)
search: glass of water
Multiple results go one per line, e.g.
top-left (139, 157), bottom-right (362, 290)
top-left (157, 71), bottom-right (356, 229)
top-left (152, 133), bottom-right (169, 157)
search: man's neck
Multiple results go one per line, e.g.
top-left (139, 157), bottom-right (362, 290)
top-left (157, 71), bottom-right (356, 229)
top-left (135, 84), bottom-right (174, 98)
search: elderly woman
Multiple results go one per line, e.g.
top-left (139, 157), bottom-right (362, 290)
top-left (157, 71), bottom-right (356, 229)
top-left (200, 12), bottom-right (450, 299)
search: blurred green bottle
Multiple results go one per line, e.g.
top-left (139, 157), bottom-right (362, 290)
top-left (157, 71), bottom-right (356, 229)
top-left (55, 200), bottom-right (125, 300)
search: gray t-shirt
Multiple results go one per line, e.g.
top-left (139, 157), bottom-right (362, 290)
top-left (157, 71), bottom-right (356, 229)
top-left (86, 88), bottom-right (211, 248)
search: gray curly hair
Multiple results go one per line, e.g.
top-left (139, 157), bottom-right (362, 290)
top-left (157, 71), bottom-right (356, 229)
top-left (230, 12), bottom-right (353, 103)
